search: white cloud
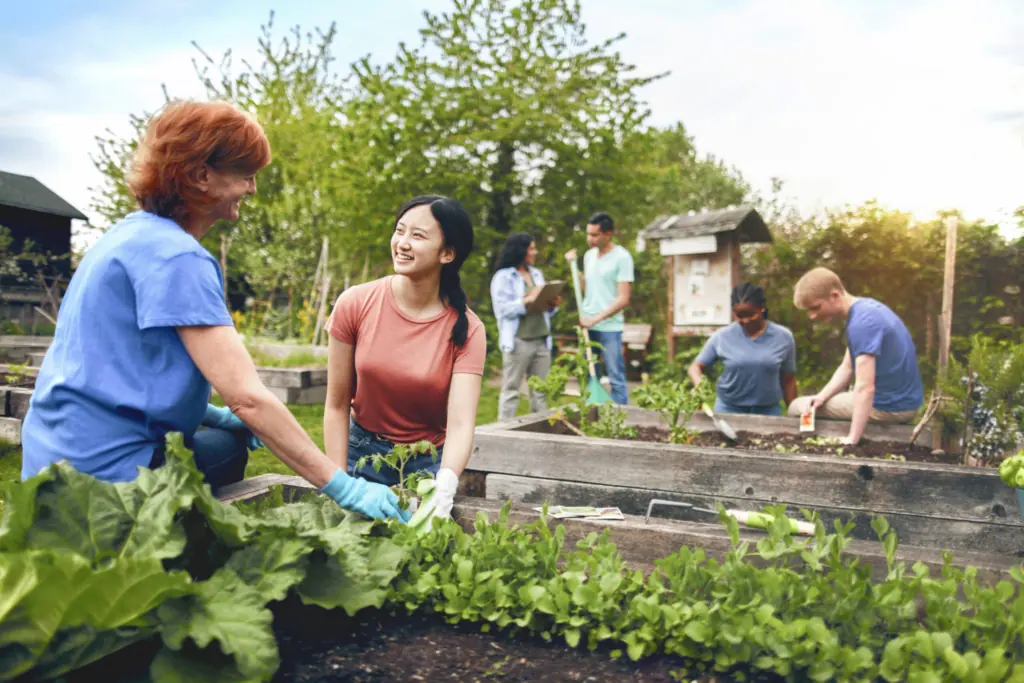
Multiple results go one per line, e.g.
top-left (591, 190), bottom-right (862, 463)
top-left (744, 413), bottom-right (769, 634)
top-left (2, 0), bottom-right (1022, 245)
top-left (585, 0), bottom-right (1024, 229)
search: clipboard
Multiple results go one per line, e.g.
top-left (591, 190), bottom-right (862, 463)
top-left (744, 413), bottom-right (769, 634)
top-left (525, 280), bottom-right (565, 313)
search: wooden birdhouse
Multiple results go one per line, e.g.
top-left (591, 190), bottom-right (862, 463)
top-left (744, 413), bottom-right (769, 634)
top-left (637, 206), bottom-right (772, 359)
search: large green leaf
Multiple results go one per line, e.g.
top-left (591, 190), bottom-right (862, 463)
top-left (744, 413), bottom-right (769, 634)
top-left (224, 537), bottom-right (313, 603)
top-left (297, 536), bottom-right (407, 615)
top-left (0, 550), bottom-right (189, 680)
top-left (154, 570), bottom-right (278, 683)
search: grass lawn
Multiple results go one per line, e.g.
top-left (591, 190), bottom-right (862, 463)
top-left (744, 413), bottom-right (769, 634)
top-left (0, 383), bottom-right (530, 485)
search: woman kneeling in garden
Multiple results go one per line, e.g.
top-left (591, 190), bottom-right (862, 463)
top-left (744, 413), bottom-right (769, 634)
top-left (324, 195), bottom-right (486, 521)
top-left (688, 282), bottom-right (798, 416)
top-left (21, 100), bottom-right (407, 522)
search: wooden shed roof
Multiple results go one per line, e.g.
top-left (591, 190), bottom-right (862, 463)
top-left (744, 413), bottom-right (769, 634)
top-left (640, 206), bottom-right (771, 244)
top-left (0, 170), bottom-right (88, 221)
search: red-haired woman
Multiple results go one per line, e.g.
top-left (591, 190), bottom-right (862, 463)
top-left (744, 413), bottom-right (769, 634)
top-left (21, 100), bottom-right (408, 522)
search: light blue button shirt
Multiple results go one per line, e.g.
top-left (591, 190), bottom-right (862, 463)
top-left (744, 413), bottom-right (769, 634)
top-left (490, 266), bottom-right (556, 353)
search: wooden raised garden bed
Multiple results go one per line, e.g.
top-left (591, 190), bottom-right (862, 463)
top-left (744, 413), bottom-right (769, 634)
top-left (469, 407), bottom-right (1024, 557)
top-left (217, 474), bottom-right (1020, 585)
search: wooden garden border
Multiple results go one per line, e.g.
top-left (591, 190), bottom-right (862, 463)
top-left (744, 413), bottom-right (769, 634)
top-left (469, 408), bottom-right (1023, 556)
top-left (216, 475), bottom-right (1020, 585)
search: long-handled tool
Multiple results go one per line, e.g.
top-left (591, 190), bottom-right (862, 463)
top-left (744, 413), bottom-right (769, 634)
top-left (644, 498), bottom-right (815, 536)
top-left (569, 260), bottom-right (612, 406)
top-left (702, 403), bottom-right (738, 441)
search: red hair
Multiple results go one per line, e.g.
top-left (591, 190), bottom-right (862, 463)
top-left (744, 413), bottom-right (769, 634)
top-left (127, 100), bottom-right (271, 224)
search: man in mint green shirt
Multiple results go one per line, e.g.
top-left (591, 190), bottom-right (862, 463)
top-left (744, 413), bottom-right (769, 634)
top-left (564, 212), bottom-right (634, 404)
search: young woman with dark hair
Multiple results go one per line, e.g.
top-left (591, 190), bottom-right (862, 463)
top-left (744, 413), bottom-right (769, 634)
top-left (324, 195), bottom-right (486, 521)
top-left (490, 233), bottom-right (561, 420)
top-left (687, 282), bottom-right (798, 416)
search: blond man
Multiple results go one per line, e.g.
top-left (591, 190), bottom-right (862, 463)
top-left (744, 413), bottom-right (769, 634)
top-left (788, 268), bottom-right (922, 444)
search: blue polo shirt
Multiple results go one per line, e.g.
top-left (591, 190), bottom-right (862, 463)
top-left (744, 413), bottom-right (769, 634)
top-left (21, 211), bottom-right (234, 482)
top-left (846, 298), bottom-right (923, 412)
top-left (696, 321), bottom-right (797, 408)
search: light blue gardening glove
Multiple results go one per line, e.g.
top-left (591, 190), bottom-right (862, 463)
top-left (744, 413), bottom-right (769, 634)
top-left (202, 404), bottom-right (264, 451)
top-left (320, 468), bottom-right (412, 522)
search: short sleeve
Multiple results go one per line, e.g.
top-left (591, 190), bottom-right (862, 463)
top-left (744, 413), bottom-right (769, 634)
top-left (616, 250), bottom-right (635, 283)
top-left (135, 252), bottom-right (233, 330)
top-left (327, 288), bottom-right (362, 345)
top-left (453, 318), bottom-right (487, 376)
top-left (695, 333), bottom-right (719, 367)
top-left (847, 309), bottom-right (884, 358)
top-left (782, 333), bottom-right (797, 374)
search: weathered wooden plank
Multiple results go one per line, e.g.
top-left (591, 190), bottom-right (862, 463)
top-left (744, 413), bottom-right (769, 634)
top-left (5, 388), bottom-right (32, 420)
top-left (213, 477), bottom-right (1017, 583)
top-left (0, 387), bottom-right (8, 418)
top-left (0, 336), bottom-right (53, 348)
top-left (0, 417), bottom-right (21, 445)
top-left (215, 474), bottom-right (313, 503)
top-left (0, 364), bottom-right (39, 379)
top-left (265, 384), bottom-right (327, 405)
top-left (497, 405), bottom-right (932, 445)
top-left (470, 430), bottom-right (1021, 527)
top-left (255, 366), bottom-right (328, 388)
top-left (452, 497), bottom-right (1018, 585)
top-left (484, 473), bottom-right (1024, 556)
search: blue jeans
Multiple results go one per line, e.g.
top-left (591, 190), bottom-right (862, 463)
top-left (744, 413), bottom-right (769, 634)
top-left (347, 418), bottom-right (442, 487)
top-left (714, 397), bottom-right (783, 416)
top-left (588, 330), bottom-right (628, 405)
top-left (151, 427), bottom-right (249, 490)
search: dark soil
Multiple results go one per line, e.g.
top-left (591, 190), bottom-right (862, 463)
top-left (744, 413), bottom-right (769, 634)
top-left (271, 603), bottom-right (748, 683)
top-left (60, 602), bottom-right (774, 683)
top-left (630, 426), bottom-right (955, 465)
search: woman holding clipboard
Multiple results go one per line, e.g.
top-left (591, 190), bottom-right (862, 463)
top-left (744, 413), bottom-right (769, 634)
top-left (490, 233), bottom-right (563, 420)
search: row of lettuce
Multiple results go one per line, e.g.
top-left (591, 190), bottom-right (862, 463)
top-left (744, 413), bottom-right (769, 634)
top-left (1, 449), bottom-right (1023, 683)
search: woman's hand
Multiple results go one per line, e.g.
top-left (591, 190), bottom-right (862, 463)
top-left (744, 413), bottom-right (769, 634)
top-left (523, 287), bottom-right (541, 305)
top-left (548, 295), bottom-right (563, 310)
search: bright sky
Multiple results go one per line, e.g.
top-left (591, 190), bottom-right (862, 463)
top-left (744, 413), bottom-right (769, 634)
top-left (3, 0), bottom-right (1023, 242)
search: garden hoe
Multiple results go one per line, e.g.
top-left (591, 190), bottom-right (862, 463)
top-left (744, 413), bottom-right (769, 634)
top-left (569, 259), bottom-right (613, 406)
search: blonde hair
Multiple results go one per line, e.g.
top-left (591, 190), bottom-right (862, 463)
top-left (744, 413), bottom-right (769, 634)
top-left (793, 267), bottom-right (846, 308)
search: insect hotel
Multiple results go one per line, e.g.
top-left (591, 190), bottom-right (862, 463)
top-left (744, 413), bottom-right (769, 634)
top-left (637, 206), bottom-right (772, 358)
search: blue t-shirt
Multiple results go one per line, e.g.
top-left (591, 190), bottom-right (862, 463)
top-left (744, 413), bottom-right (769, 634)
top-left (846, 298), bottom-right (923, 412)
top-left (21, 211), bottom-right (234, 483)
top-left (696, 321), bottom-right (797, 408)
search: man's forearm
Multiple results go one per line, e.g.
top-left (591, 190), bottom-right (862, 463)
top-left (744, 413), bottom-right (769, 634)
top-left (820, 364), bottom-right (852, 401)
top-left (596, 294), bottom-right (630, 322)
top-left (848, 384), bottom-right (875, 443)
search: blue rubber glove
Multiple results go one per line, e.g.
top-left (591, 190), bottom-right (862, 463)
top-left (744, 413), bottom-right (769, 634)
top-left (320, 468), bottom-right (412, 522)
top-left (202, 404), bottom-right (264, 451)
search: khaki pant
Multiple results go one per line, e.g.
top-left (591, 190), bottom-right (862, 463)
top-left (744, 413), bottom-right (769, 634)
top-left (498, 337), bottom-right (551, 420)
top-left (787, 392), bottom-right (917, 424)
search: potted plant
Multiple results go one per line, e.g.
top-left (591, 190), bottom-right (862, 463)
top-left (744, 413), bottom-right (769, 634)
top-left (997, 449), bottom-right (1024, 519)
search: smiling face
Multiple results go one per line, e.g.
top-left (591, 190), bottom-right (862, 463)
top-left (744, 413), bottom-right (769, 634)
top-left (391, 204), bottom-right (455, 277)
top-left (201, 168), bottom-right (257, 223)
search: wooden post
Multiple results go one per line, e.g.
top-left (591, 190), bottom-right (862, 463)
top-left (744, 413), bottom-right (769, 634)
top-left (665, 255), bottom-right (676, 361)
top-left (934, 215), bottom-right (958, 452)
top-left (937, 215), bottom-right (957, 377)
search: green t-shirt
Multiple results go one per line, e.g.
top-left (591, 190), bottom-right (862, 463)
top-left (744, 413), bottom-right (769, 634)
top-left (581, 245), bottom-right (635, 332)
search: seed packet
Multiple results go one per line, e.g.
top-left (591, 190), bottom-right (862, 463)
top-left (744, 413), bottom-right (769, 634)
top-left (799, 406), bottom-right (816, 432)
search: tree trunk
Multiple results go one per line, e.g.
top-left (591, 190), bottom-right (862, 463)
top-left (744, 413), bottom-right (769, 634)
top-left (489, 141), bottom-right (515, 236)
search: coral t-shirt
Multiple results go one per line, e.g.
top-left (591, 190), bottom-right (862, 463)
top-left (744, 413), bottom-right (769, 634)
top-left (327, 276), bottom-right (486, 446)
